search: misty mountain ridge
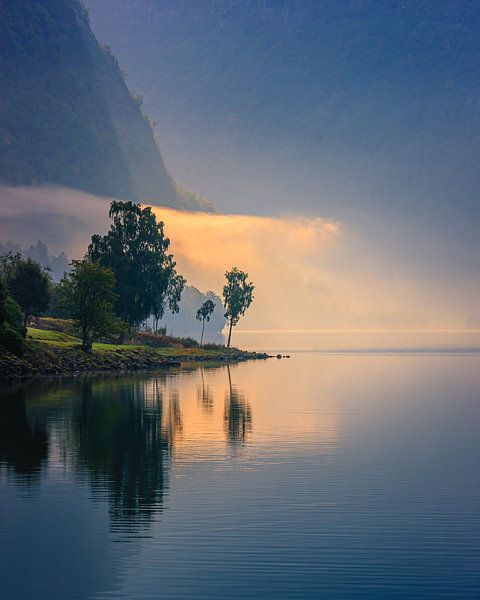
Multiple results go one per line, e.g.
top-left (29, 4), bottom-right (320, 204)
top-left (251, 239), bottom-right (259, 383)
top-left (0, 0), bottom-right (212, 211)
top-left (0, 239), bottom-right (69, 282)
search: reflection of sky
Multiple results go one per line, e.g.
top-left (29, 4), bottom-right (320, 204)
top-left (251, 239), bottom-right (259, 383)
top-left (0, 475), bottom-right (130, 599)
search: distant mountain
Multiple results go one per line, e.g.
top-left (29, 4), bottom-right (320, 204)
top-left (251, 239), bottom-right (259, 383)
top-left (0, 239), bottom-right (69, 282)
top-left (0, 0), bottom-right (211, 210)
top-left (161, 287), bottom-right (225, 339)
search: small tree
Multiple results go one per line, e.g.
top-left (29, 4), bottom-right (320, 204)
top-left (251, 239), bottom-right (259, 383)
top-left (6, 257), bottom-right (51, 331)
top-left (196, 299), bottom-right (215, 345)
top-left (58, 260), bottom-right (117, 353)
top-left (151, 272), bottom-right (186, 332)
top-left (222, 267), bottom-right (254, 348)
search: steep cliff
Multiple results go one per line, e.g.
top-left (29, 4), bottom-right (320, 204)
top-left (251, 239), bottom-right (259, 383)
top-left (0, 0), bottom-right (210, 210)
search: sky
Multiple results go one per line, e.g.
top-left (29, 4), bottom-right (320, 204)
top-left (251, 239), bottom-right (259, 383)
top-left (1, 1), bottom-right (479, 330)
top-left (85, 1), bottom-right (480, 222)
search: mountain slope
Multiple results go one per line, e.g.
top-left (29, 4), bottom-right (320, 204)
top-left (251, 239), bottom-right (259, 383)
top-left (0, 0), bottom-right (210, 209)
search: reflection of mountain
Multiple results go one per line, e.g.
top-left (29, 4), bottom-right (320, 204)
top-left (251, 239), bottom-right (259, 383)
top-left (0, 385), bottom-right (48, 479)
top-left (70, 377), bottom-right (179, 527)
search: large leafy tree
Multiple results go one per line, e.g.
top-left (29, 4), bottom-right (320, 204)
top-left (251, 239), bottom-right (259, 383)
top-left (222, 267), bottom-right (254, 348)
top-left (196, 299), bottom-right (215, 346)
top-left (88, 201), bottom-right (184, 330)
top-left (58, 260), bottom-right (117, 353)
top-left (5, 256), bottom-right (51, 330)
top-left (151, 271), bottom-right (186, 332)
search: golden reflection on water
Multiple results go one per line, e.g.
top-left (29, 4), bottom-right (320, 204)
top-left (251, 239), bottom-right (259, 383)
top-left (141, 362), bottom-right (339, 465)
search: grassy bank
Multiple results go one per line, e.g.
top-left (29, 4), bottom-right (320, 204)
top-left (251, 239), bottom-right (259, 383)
top-left (0, 327), bottom-right (268, 379)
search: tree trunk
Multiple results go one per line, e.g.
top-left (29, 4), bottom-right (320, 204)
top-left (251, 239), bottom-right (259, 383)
top-left (82, 331), bottom-right (91, 353)
top-left (227, 319), bottom-right (233, 348)
top-left (23, 309), bottom-right (29, 332)
top-left (200, 319), bottom-right (205, 346)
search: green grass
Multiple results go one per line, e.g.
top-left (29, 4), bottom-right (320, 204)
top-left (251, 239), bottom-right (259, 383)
top-left (26, 327), bottom-right (229, 358)
top-left (27, 328), bottom-right (81, 347)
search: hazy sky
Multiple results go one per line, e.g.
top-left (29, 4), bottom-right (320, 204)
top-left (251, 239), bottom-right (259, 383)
top-left (85, 2), bottom-right (480, 219)
top-left (84, 0), bottom-right (480, 290)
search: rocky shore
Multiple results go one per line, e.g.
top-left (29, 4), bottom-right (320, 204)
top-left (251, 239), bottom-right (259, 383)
top-left (0, 342), bottom-right (269, 379)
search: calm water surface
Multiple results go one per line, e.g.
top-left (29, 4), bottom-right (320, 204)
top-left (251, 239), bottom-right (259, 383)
top-left (1, 335), bottom-right (480, 598)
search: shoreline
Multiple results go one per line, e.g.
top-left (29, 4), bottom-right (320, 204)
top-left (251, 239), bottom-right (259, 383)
top-left (0, 340), bottom-right (270, 380)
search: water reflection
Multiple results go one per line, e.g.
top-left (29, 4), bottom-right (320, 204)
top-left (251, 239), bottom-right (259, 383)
top-left (224, 365), bottom-right (252, 445)
top-left (0, 384), bottom-right (48, 481)
top-left (2, 355), bottom-right (480, 599)
top-left (197, 367), bottom-right (214, 413)
top-left (0, 366), bottom-right (252, 533)
top-left (69, 377), bottom-right (177, 528)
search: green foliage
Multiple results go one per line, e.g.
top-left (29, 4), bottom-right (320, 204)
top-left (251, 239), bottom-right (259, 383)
top-left (58, 260), bottom-right (118, 353)
top-left (0, 275), bottom-right (24, 355)
top-left (223, 267), bottom-right (254, 347)
top-left (152, 272), bottom-right (186, 332)
top-left (4, 256), bottom-right (51, 331)
top-left (0, 324), bottom-right (24, 355)
top-left (4, 295), bottom-right (23, 334)
top-left (196, 299), bottom-right (215, 345)
top-left (181, 337), bottom-right (199, 348)
top-left (88, 201), bottom-right (185, 328)
top-left (0, 277), bottom-right (7, 327)
top-left (196, 299), bottom-right (216, 323)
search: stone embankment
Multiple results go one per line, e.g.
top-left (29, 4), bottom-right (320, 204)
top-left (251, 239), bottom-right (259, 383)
top-left (0, 343), bottom-right (269, 379)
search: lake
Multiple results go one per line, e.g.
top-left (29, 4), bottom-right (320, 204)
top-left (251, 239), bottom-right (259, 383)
top-left (1, 333), bottom-right (480, 598)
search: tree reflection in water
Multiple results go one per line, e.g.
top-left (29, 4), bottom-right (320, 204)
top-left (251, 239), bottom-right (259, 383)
top-left (224, 365), bottom-right (252, 445)
top-left (0, 365), bottom-right (253, 532)
top-left (0, 384), bottom-right (49, 481)
top-left (197, 367), bottom-right (214, 413)
top-left (70, 375), bottom-right (182, 529)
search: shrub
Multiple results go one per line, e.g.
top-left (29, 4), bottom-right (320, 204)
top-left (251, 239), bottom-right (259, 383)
top-left (203, 342), bottom-right (226, 350)
top-left (0, 324), bottom-right (24, 355)
top-left (133, 330), bottom-right (176, 348)
top-left (181, 337), bottom-right (199, 348)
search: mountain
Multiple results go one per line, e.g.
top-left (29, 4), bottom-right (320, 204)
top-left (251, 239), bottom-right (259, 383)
top-left (161, 286), bottom-right (225, 339)
top-left (0, 239), bottom-right (69, 282)
top-left (0, 0), bottom-right (211, 210)
top-left (84, 1), bottom-right (480, 233)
